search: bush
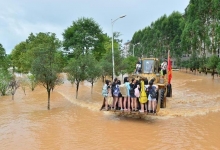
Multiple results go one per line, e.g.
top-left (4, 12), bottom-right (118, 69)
top-left (0, 69), bottom-right (13, 96)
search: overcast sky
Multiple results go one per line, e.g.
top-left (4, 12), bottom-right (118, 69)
top-left (0, 0), bottom-right (189, 54)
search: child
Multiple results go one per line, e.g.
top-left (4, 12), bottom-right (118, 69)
top-left (147, 80), bottom-right (157, 114)
top-left (130, 78), bottom-right (137, 111)
top-left (139, 78), bottom-right (147, 113)
top-left (102, 80), bottom-right (110, 110)
top-left (107, 83), bottom-right (113, 110)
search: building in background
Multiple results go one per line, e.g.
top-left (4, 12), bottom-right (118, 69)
top-left (122, 41), bottom-right (130, 57)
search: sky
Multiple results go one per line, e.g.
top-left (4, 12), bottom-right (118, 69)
top-left (0, 0), bottom-right (189, 54)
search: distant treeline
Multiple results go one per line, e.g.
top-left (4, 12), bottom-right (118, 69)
top-left (130, 0), bottom-right (220, 77)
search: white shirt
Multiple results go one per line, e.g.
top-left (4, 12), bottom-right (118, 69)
top-left (161, 62), bottom-right (167, 70)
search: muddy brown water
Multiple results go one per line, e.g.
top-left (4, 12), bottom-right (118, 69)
top-left (0, 71), bottom-right (220, 150)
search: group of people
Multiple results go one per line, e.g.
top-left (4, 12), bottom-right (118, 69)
top-left (101, 57), bottom-right (168, 114)
top-left (101, 77), bottom-right (158, 114)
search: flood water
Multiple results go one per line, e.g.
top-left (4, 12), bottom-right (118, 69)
top-left (0, 71), bottom-right (220, 150)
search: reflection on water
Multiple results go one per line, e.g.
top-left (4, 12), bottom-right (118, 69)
top-left (0, 71), bottom-right (220, 149)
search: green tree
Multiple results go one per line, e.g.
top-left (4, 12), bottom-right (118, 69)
top-left (11, 42), bottom-right (28, 73)
top-left (30, 32), bottom-right (63, 110)
top-left (85, 54), bottom-right (102, 93)
top-left (181, 60), bottom-right (190, 73)
top-left (0, 69), bottom-right (13, 96)
top-left (0, 44), bottom-right (5, 67)
top-left (11, 32), bottom-right (64, 74)
top-left (0, 44), bottom-right (9, 70)
top-left (114, 49), bottom-right (124, 76)
top-left (17, 76), bottom-right (29, 95)
top-left (131, 11), bottom-right (183, 61)
top-left (63, 17), bottom-right (104, 60)
top-left (27, 74), bottom-right (38, 91)
top-left (189, 52), bottom-right (200, 74)
top-left (216, 62), bottom-right (220, 75)
top-left (99, 48), bottom-right (124, 81)
top-left (122, 56), bottom-right (137, 74)
top-left (8, 79), bottom-right (20, 100)
top-left (99, 53), bottom-right (113, 81)
top-left (65, 55), bottom-right (88, 99)
top-left (98, 33), bottom-right (121, 80)
top-left (198, 56), bottom-right (207, 73)
top-left (5, 54), bottom-right (12, 71)
top-left (206, 55), bottom-right (219, 79)
top-left (182, 0), bottom-right (220, 56)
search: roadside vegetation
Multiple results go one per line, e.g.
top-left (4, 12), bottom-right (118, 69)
top-left (0, 0), bottom-right (220, 109)
top-left (130, 0), bottom-right (220, 78)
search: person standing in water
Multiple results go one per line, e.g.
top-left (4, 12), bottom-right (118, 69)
top-left (111, 78), bottom-right (118, 110)
top-left (124, 77), bottom-right (131, 111)
top-left (130, 78), bottom-right (137, 111)
top-left (147, 80), bottom-right (157, 114)
top-left (102, 80), bottom-right (110, 110)
top-left (139, 78), bottom-right (147, 113)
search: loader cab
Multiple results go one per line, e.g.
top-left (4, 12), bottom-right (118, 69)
top-left (142, 58), bottom-right (160, 74)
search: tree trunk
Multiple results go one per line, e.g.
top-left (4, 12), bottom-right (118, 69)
top-left (102, 75), bottom-right (104, 83)
top-left (47, 89), bottom-right (51, 110)
top-left (212, 69), bottom-right (215, 79)
top-left (22, 87), bottom-right (26, 95)
top-left (2, 88), bottom-right (6, 96)
top-left (32, 83), bottom-right (34, 91)
top-left (12, 94), bottom-right (14, 100)
top-left (91, 82), bottom-right (94, 94)
top-left (76, 82), bottom-right (79, 99)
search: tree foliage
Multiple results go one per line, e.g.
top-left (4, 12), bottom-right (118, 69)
top-left (8, 79), bottom-right (20, 100)
top-left (65, 54), bottom-right (88, 99)
top-left (0, 44), bottom-right (10, 70)
top-left (30, 32), bottom-right (63, 110)
top-left (206, 55), bottom-right (219, 78)
top-left (122, 56), bottom-right (137, 74)
top-left (11, 42), bottom-right (28, 73)
top-left (85, 54), bottom-right (102, 92)
top-left (216, 62), bottom-right (220, 75)
top-left (63, 17), bottom-right (105, 60)
top-left (130, 12), bottom-right (183, 63)
top-left (27, 74), bottom-right (38, 91)
top-left (130, 0), bottom-right (220, 74)
top-left (99, 52), bottom-right (113, 79)
top-left (0, 69), bottom-right (13, 96)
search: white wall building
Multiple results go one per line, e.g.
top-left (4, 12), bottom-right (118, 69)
top-left (121, 41), bottom-right (130, 57)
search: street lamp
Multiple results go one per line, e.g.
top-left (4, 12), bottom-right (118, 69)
top-left (111, 15), bottom-right (126, 79)
top-left (132, 42), bottom-right (140, 56)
